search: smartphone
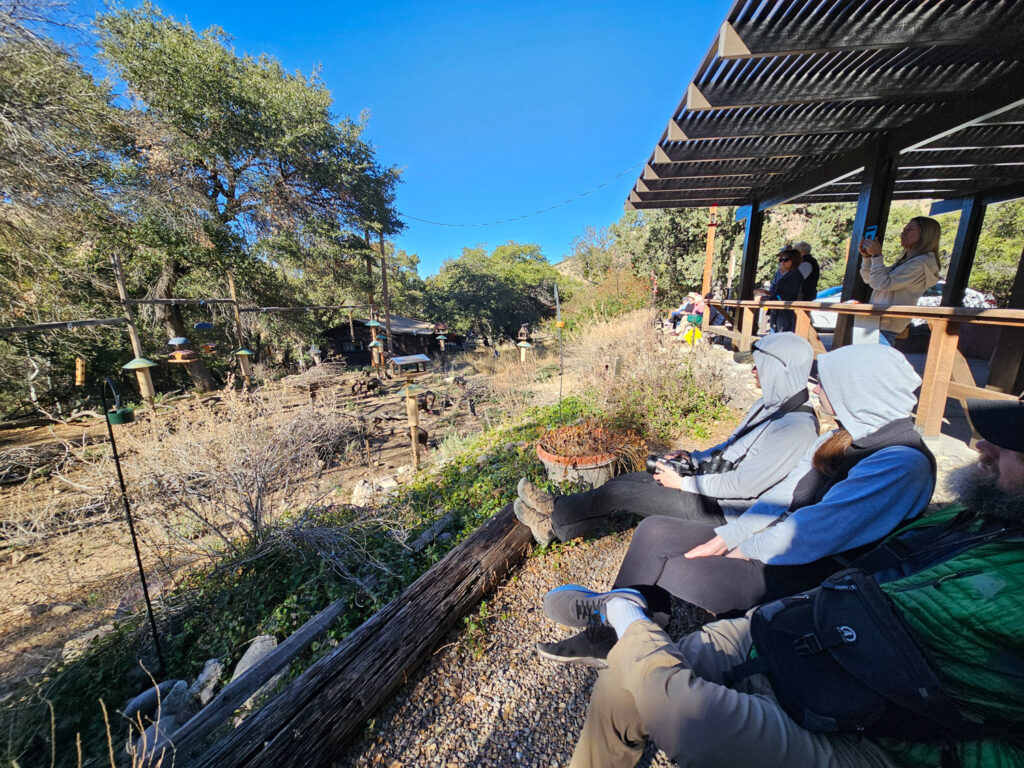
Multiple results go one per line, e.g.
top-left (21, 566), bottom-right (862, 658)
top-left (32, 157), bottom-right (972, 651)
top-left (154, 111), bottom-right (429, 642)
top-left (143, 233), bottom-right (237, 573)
top-left (863, 225), bottom-right (878, 240)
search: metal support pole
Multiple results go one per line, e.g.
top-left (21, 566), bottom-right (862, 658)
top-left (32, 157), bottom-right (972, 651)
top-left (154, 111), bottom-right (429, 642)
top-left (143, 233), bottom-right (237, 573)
top-left (100, 379), bottom-right (165, 678)
top-left (378, 231), bottom-right (394, 355)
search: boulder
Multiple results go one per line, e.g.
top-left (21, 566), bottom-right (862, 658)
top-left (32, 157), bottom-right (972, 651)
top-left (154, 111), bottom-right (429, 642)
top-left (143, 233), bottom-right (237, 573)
top-left (129, 720), bottom-right (175, 764)
top-left (187, 658), bottom-right (224, 707)
top-left (231, 636), bottom-right (277, 682)
top-left (350, 479), bottom-right (375, 506)
top-left (160, 680), bottom-right (189, 717)
top-left (123, 679), bottom-right (181, 723)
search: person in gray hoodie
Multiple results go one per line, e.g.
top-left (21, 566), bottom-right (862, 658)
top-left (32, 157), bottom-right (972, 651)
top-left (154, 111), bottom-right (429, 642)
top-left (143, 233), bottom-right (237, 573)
top-left (514, 333), bottom-right (819, 545)
top-left (537, 344), bottom-right (935, 667)
top-left (858, 216), bottom-right (942, 344)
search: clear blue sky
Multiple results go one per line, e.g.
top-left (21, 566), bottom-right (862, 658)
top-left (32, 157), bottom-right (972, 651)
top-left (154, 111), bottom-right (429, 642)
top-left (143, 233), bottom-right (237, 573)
top-left (71, 0), bottom-right (732, 275)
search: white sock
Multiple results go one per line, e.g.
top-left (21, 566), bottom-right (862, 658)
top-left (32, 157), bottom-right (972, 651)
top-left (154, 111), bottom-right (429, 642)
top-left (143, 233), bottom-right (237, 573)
top-left (605, 597), bottom-right (647, 639)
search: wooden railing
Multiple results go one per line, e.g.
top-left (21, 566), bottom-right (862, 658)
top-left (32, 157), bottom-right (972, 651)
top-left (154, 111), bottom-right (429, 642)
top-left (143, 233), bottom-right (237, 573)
top-left (703, 299), bottom-right (1024, 437)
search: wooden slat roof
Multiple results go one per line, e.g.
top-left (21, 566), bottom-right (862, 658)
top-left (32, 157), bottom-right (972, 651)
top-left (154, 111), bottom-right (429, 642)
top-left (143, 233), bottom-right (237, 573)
top-left (628, 0), bottom-right (1024, 211)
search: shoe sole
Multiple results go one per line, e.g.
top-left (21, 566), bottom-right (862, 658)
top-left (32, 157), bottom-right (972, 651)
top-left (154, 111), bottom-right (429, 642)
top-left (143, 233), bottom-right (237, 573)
top-left (543, 585), bottom-right (647, 628)
top-left (535, 645), bottom-right (608, 669)
top-left (513, 499), bottom-right (554, 547)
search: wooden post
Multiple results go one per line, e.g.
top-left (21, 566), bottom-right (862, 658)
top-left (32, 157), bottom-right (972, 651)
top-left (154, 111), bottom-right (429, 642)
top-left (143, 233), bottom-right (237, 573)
top-left (378, 231), bottom-right (394, 355)
top-left (739, 306), bottom-right (757, 352)
top-left (109, 251), bottom-right (156, 409)
top-left (348, 312), bottom-right (355, 342)
top-left (916, 318), bottom-right (961, 436)
top-left (835, 143), bottom-right (897, 346)
top-left (736, 206), bottom-right (763, 301)
top-left (942, 194), bottom-right (986, 307)
top-left (987, 246), bottom-right (1024, 394)
top-left (227, 272), bottom-right (252, 388)
top-left (701, 205), bottom-right (719, 333)
top-left (405, 379), bottom-right (420, 469)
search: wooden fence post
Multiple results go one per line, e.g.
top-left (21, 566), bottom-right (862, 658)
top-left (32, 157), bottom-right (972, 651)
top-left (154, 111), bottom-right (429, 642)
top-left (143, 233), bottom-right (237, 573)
top-left (916, 319), bottom-right (960, 436)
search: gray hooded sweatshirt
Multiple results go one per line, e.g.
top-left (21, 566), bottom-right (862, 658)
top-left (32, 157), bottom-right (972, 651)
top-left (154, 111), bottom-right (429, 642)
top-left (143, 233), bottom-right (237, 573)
top-left (679, 332), bottom-right (818, 517)
top-left (714, 344), bottom-right (933, 564)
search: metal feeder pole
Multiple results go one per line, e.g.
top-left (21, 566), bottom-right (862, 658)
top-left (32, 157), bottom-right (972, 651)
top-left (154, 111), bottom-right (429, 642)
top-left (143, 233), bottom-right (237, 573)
top-left (101, 378), bottom-right (166, 677)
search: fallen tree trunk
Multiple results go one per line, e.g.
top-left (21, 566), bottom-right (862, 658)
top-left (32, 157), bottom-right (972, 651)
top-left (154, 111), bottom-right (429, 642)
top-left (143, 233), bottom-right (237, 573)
top-left (188, 502), bottom-right (533, 768)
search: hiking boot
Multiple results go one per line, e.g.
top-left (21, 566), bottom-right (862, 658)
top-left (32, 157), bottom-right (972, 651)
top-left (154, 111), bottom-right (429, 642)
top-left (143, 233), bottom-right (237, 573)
top-left (513, 498), bottom-right (554, 546)
top-left (543, 585), bottom-right (648, 629)
top-left (536, 622), bottom-right (617, 668)
top-left (517, 477), bottom-right (554, 516)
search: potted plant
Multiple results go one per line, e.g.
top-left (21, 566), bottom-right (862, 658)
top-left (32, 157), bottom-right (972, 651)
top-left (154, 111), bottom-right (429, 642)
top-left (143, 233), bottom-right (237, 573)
top-left (536, 419), bottom-right (645, 488)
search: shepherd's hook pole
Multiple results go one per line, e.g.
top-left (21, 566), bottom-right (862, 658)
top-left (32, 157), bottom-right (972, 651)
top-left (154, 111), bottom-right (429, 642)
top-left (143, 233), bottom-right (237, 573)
top-left (101, 378), bottom-right (166, 678)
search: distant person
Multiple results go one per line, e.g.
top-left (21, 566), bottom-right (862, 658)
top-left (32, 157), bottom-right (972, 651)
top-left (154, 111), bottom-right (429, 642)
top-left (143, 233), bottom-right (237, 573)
top-left (758, 248), bottom-right (803, 333)
top-left (858, 217), bottom-right (942, 345)
top-left (792, 241), bottom-right (820, 301)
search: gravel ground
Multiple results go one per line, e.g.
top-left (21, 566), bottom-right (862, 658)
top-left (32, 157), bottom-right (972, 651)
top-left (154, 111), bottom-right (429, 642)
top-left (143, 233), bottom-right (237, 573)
top-left (339, 524), bottom-right (708, 768)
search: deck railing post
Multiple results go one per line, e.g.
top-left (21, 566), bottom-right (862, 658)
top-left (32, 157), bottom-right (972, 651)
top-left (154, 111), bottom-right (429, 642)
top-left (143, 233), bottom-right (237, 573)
top-left (916, 318), bottom-right (961, 436)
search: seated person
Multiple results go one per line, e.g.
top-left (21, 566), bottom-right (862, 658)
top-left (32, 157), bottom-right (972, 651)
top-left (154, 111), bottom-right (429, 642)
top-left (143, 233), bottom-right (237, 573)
top-left (538, 344), bottom-right (934, 665)
top-left (514, 333), bottom-right (819, 545)
top-left (539, 397), bottom-right (1024, 768)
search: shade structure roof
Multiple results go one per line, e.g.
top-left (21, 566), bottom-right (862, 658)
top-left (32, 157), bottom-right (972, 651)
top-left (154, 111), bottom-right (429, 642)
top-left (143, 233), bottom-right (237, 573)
top-left (628, 0), bottom-right (1024, 211)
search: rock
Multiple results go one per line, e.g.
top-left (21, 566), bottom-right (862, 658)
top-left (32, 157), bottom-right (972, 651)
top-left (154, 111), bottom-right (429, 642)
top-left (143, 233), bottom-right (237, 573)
top-left (378, 476), bottom-right (399, 491)
top-left (231, 636), bottom-right (277, 682)
top-left (123, 680), bottom-right (181, 723)
top-left (396, 464), bottom-right (413, 476)
top-left (475, 453), bottom-right (491, 466)
top-left (187, 658), bottom-right (224, 707)
top-left (502, 443), bottom-right (515, 453)
top-left (438, 532), bottom-right (453, 543)
top-left (50, 604), bottom-right (74, 617)
top-left (351, 478), bottom-right (376, 506)
top-left (129, 720), bottom-right (175, 763)
top-left (61, 624), bottom-right (114, 664)
top-left (161, 680), bottom-right (189, 717)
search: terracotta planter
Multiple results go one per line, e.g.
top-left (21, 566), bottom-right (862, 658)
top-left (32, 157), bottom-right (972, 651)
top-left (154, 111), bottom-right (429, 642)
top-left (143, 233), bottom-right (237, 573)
top-left (536, 443), bottom-right (617, 488)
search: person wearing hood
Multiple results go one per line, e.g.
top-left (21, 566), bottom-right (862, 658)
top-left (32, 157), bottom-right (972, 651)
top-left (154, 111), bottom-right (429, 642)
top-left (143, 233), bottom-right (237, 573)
top-left (514, 333), bottom-right (819, 546)
top-left (858, 216), bottom-right (942, 344)
top-left (536, 344), bottom-right (935, 667)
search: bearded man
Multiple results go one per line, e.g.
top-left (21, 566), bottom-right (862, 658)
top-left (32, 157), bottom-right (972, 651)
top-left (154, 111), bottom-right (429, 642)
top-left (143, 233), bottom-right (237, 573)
top-left (543, 397), bottom-right (1024, 768)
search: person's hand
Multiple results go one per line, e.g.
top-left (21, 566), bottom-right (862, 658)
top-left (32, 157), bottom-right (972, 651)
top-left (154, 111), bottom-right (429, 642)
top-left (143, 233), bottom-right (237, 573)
top-left (684, 535), bottom-right (729, 558)
top-left (725, 547), bottom-right (749, 560)
top-left (859, 238), bottom-right (883, 258)
top-left (652, 463), bottom-right (684, 490)
top-left (663, 449), bottom-right (690, 462)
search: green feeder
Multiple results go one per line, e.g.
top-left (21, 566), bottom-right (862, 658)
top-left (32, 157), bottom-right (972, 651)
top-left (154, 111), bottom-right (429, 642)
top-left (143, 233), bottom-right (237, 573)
top-left (516, 341), bottom-right (533, 349)
top-left (122, 357), bottom-right (158, 370)
top-left (103, 378), bottom-right (135, 424)
top-left (397, 382), bottom-right (427, 397)
top-left (234, 348), bottom-right (254, 357)
top-left (436, 334), bottom-right (447, 341)
top-left (685, 314), bottom-right (703, 325)
top-left (368, 340), bottom-right (384, 348)
top-left (365, 319), bottom-right (383, 327)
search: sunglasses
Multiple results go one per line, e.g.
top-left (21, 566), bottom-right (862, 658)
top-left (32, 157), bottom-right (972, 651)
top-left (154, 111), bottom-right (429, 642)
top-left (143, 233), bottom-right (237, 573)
top-left (778, 257), bottom-right (793, 263)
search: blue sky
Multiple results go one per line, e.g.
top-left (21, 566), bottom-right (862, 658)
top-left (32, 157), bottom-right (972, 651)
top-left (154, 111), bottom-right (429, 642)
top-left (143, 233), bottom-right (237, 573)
top-left (71, 0), bottom-right (732, 275)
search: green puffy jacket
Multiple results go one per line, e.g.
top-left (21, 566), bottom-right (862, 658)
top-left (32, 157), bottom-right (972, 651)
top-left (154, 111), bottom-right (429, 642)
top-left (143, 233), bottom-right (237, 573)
top-left (877, 508), bottom-right (1024, 767)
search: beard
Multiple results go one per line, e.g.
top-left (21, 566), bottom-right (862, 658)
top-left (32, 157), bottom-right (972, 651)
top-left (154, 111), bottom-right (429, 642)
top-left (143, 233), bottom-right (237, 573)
top-left (946, 463), bottom-right (1024, 521)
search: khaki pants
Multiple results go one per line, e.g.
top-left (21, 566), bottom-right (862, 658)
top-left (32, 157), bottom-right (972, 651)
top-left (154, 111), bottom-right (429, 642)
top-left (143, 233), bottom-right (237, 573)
top-left (570, 618), bottom-right (898, 768)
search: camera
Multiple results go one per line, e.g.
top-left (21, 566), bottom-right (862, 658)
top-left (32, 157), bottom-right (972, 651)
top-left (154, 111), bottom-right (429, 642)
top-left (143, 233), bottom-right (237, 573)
top-left (697, 452), bottom-right (735, 475)
top-left (645, 454), bottom-right (695, 476)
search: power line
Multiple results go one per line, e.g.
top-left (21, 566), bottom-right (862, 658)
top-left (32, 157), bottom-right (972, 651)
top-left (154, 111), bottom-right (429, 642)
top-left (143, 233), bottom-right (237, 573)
top-left (401, 162), bottom-right (644, 227)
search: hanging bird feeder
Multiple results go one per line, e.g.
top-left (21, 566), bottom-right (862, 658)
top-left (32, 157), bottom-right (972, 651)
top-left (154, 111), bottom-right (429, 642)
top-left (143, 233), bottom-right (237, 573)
top-left (234, 348), bottom-right (253, 357)
top-left (104, 378), bottom-right (135, 425)
top-left (168, 349), bottom-right (199, 364)
top-left (517, 340), bottom-right (532, 363)
top-left (193, 321), bottom-right (215, 331)
top-left (168, 336), bottom-right (190, 347)
top-left (122, 357), bottom-right (158, 371)
top-left (201, 343), bottom-right (218, 354)
top-left (365, 319), bottom-right (383, 328)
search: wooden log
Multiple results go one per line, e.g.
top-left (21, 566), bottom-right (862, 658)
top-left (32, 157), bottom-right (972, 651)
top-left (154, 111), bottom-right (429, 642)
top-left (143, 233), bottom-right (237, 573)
top-left (147, 598), bottom-right (349, 765)
top-left (190, 503), bottom-right (533, 768)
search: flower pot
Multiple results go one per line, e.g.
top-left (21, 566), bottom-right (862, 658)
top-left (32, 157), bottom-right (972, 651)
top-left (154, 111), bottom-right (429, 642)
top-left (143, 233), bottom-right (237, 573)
top-left (536, 444), bottom-right (617, 489)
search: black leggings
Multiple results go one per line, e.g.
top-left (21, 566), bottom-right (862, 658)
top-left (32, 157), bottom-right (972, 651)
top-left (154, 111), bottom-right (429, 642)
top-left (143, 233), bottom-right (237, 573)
top-left (613, 516), bottom-right (841, 621)
top-left (550, 471), bottom-right (725, 542)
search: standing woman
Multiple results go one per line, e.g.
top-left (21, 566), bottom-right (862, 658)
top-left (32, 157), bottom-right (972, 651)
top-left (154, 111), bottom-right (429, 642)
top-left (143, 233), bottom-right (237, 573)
top-left (763, 247), bottom-right (803, 333)
top-left (858, 216), bottom-right (942, 345)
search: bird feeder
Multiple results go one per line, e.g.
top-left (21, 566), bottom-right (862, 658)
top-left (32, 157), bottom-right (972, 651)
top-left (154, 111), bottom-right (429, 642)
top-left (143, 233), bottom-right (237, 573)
top-left (234, 348), bottom-right (254, 357)
top-left (168, 336), bottom-right (190, 347)
top-left (368, 339), bottom-right (384, 375)
top-left (201, 343), bottom-right (217, 354)
top-left (389, 353), bottom-right (431, 379)
top-left (104, 378), bottom-right (135, 425)
top-left (517, 340), bottom-right (532, 363)
top-left (397, 381), bottom-right (428, 468)
top-left (75, 356), bottom-right (86, 387)
top-left (168, 349), bottom-right (199, 364)
top-left (435, 333), bottom-right (447, 353)
top-left (308, 344), bottom-right (322, 365)
top-left (517, 323), bottom-right (530, 342)
top-left (121, 357), bottom-right (158, 403)
top-left (193, 321), bottom-right (215, 331)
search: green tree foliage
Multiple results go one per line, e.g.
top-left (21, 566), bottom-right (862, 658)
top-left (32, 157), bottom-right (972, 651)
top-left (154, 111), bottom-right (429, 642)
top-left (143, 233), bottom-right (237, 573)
top-left (971, 200), bottom-right (1024, 305)
top-left (423, 243), bottom-right (562, 338)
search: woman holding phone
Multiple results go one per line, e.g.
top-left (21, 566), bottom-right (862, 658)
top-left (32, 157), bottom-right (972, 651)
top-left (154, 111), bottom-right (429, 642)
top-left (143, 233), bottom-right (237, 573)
top-left (858, 216), bottom-right (942, 345)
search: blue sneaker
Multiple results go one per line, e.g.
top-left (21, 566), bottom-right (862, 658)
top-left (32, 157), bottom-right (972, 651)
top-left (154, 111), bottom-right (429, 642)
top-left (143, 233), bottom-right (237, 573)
top-left (542, 585), bottom-right (648, 629)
